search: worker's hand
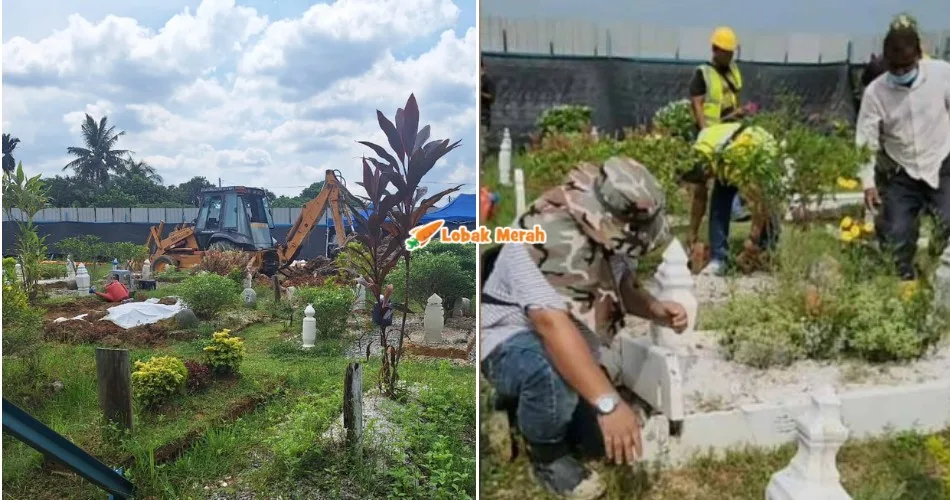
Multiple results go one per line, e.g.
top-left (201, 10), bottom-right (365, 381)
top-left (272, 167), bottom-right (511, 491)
top-left (649, 301), bottom-right (689, 333)
top-left (598, 402), bottom-right (643, 465)
top-left (864, 187), bottom-right (882, 209)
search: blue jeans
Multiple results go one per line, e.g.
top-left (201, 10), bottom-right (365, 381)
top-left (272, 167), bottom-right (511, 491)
top-left (709, 180), bottom-right (780, 263)
top-left (481, 331), bottom-right (603, 461)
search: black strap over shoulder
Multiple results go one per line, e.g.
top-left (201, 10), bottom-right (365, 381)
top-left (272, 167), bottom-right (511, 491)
top-left (480, 245), bottom-right (518, 307)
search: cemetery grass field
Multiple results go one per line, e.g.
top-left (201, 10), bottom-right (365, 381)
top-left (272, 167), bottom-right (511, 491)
top-left (2, 279), bottom-right (476, 499)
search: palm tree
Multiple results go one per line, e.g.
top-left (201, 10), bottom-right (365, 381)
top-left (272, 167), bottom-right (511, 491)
top-left (121, 156), bottom-right (163, 184)
top-left (63, 114), bottom-right (130, 185)
top-left (3, 133), bottom-right (21, 175)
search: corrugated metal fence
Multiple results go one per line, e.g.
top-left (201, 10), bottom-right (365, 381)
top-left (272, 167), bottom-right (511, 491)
top-left (2, 207), bottom-right (311, 226)
top-left (480, 16), bottom-right (950, 63)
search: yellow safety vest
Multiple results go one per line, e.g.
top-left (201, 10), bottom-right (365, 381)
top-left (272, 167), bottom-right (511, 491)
top-left (694, 122), bottom-right (744, 157)
top-left (699, 63), bottom-right (743, 126)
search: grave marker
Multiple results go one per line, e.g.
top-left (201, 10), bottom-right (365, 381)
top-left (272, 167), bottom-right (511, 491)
top-left (302, 304), bottom-right (316, 349)
top-left (343, 362), bottom-right (363, 447)
top-left (423, 294), bottom-right (444, 343)
top-left (499, 128), bottom-right (512, 186)
top-left (95, 348), bottom-right (133, 431)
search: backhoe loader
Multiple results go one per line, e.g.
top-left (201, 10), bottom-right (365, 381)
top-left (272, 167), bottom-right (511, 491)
top-left (145, 170), bottom-right (363, 276)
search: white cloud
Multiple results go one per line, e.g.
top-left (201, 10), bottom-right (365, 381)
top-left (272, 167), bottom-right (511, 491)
top-left (2, 0), bottom-right (476, 198)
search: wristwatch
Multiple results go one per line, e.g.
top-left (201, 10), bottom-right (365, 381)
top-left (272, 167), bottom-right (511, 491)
top-left (594, 394), bottom-right (620, 415)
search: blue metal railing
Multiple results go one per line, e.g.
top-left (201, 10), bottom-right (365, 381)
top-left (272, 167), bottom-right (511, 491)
top-left (2, 398), bottom-right (134, 499)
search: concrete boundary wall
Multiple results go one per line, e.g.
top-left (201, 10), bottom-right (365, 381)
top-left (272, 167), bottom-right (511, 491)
top-left (481, 16), bottom-right (950, 63)
top-left (3, 207), bottom-right (309, 226)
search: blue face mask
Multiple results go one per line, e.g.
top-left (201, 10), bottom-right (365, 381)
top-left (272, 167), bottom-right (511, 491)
top-left (888, 67), bottom-right (919, 86)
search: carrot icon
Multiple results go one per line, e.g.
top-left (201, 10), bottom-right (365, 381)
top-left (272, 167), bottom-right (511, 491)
top-left (405, 220), bottom-right (445, 251)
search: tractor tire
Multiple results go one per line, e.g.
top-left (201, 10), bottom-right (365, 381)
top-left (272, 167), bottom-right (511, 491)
top-left (209, 240), bottom-right (240, 252)
top-left (152, 255), bottom-right (178, 274)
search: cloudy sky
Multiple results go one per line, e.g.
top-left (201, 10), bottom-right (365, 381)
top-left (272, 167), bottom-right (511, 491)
top-left (2, 0), bottom-right (477, 197)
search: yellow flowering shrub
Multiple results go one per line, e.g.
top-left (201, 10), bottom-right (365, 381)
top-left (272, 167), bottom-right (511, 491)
top-left (131, 356), bottom-right (187, 408)
top-left (203, 329), bottom-right (246, 375)
top-left (925, 435), bottom-right (950, 493)
top-left (839, 216), bottom-right (875, 243)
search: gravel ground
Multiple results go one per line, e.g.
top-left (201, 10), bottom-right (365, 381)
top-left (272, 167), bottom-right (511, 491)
top-left (345, 313), bottom-right (475, 365)
top-left (624, 274), bottom-right (950, 414)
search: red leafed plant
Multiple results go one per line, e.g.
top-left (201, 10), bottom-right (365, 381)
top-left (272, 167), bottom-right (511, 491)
top-left (183, 360), bottom-right (213, 392)
top-left (347, 94), bottom-right (462, 397)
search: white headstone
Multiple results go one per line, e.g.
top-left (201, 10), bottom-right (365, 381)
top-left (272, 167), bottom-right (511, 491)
top-left (286, 286), bottom-right (296, 300)
top-left (591, 126), bottom-right (599, 141)
top-left (302, 304), bottom-right (316, 349)
top-left (423, 294), bottom-right (444, 343)
top-left (66, 256), bottom-right (77, 279)
top-left (14, 263), bottom-right (24, 283)
top-left (514, 168), bottom-right (527, 217)
top-left (766, 387), bottom-right (852, 500)
top-left (244, 272), bottom-right (253, 289)
top-left (499, 128), bottom-right (512, 186)
top-left (141, 259), bottom-right (151, 280)
top-left (354, 284), bottom-right (366, 311)
top-left (242, 287), bottom-right (257, 308)
top-left (933, 243), bottom-right (950, 312)
top-left (461, 297), bottom-right (472, 317)
top-left (452, 297), bottom-right (465, 318)
top-left (650, 239), bottom-right (698, 345)
top-left (75, 263), bottom-right (91, 290)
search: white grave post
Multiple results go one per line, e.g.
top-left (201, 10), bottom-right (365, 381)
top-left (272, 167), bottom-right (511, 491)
top-left (244, 272), bottom-right (253, 290)
top-left (461, 297), bottom-right (472, 317)
top-left (66, 255), bottom-right (77, 280)
top-left (242, 287), bottom-right (257, 308)
top-left (14, 262), bottom-right (24, 283)
top-left (423, 294), bottom-right (444, 343)
top-left (650, 239), bottom-right (698, 345)
top-left (353, 283), bottom-right (366, 312)
top-left (302, 304), bottom-right (316, 349)
top-left (499, 128), bottom-right (512, 186)
top-left (591, 126), bottom-right (599, 141)
top-left (76, 263), bottom-right (91, 290)
top-left (514, 169), bottom-right (527, 217)
top-left (140, 259), bottom-right (151, 280)
top-left (112, 258), bottom-right (119, 271)
top-left (286, 286), bottom-right (296, 300)
top-left (765, 387), bottom-right (852, 500)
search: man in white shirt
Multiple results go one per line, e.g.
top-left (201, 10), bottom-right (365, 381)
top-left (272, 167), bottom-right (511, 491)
top-left (856, 25), bottom-right (950, 281)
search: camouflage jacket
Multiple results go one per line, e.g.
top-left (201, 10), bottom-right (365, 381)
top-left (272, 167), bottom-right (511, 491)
top-left (515, 157), bottom-right (670, 344)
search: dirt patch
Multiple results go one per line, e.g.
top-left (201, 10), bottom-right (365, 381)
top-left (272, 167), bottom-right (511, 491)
top-left (42, 316), bottom-right (192, 347)
top-left (42, 296), bottom-right (113, 320)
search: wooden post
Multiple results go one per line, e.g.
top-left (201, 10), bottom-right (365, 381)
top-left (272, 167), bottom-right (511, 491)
top-left (272, 275), bottom-right (280, 303)
top-left (95, 348), bottom-right (133, 431)
top-left (343, 362), bottom-right (363, 446)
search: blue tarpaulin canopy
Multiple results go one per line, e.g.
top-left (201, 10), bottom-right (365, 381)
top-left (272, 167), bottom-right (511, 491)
top-left (322, 193), bottom-right (476, 227)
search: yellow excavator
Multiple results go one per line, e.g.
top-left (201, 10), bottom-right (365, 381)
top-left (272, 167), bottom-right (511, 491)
top-left (145, 170), bottom-right (363, 276)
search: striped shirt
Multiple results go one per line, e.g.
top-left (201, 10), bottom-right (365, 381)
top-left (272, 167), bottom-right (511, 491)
top-left (479, 243), bottom-right (635, 364)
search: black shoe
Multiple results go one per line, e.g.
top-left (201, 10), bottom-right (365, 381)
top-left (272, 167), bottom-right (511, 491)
top-left (530, 455), bottom-right (605, 499)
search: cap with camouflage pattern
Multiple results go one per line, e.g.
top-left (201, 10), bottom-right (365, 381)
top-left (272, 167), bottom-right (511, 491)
top-left (515, 156), bottom-right (671, 342)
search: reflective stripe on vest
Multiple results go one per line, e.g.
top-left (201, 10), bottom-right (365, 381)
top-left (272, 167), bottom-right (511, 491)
top-left (699, 63), bottom-right (743, 125)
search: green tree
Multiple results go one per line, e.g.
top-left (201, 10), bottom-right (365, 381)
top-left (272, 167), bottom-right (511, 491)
top-left (2, 133), bottom-right (20, 175)
top-left (63, 114), bottom-right (130, 186)
top-left (120, 157), bottom-right (163, 184)
top-left (2, 163), bottom-right (50, 303)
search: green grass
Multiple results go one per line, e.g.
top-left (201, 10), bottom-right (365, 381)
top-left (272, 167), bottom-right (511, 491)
top-left (3, 292), bottom-right (476, 499)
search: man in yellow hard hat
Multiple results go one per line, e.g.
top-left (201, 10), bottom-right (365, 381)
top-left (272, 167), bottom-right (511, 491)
top-left (684, 26), bottom-right (750, 266)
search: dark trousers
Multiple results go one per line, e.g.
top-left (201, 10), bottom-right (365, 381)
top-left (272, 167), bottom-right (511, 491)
top-left (877, 153), bottom-right (950, 280)
top-left (708, 179), bottom-right (780, 263)
top-left (481, 331), bottom-right (605, 463)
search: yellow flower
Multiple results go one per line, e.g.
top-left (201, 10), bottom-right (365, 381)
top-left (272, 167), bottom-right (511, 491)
top-left (839, 216), bottom-right (854, 230)
top-left (837, 177), bottom-right (858, 190)
top-left (850, 224), bottom-right (862, 237)
top-left (900, 280), bottom-right (919, 302)
top-left (862, 221), bottom-right (875, 234)
top-left (840, 231), bottom-right (856, 243)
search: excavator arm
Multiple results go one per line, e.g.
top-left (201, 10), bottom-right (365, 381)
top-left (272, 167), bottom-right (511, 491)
top-left (278, 170), bottom-right (359, 267)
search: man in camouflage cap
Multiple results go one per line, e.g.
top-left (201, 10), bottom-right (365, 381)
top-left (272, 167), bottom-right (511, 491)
top-left (481, 157), bottom-right (688, 499)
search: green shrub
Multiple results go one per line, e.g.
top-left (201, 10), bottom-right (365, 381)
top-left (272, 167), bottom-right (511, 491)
top-left (3, 257), bottom-right (17, 284)
top-left (203, 329), bottom-right (246, 375)
top-left (706, 294), bottom-right (807, 368)
top-left (131, 356), bottom-right (187, 408)
top-left (536, 104), bottom-right (593, 137)
top-left (390, 246), bottom-right (475, 316)
top-left (295, 283), bottom-right (355, 338)
top-left (2, 282), bottom-right (31, 326)
top-left (38, 262), bottom-right (64, 279)
top-left (227, 268), bottom-right (245, 288)
top-left (178, 272), bottom-right (240, 318)
top-left (652, 99), bottom-right (695, 141)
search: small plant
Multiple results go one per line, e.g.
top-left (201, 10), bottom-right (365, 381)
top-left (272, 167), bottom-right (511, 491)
top-left (203, 329), bottom-right (246, 375)
top-left (652, 99), bottom-right (695, 141)
top-left (838, 216), bottom-right (875, 243)
top-left (131, 356), bottom-right (187, 408)
top-left (536, 104), bottom-right (593, 137)
top-left (295, 283), bottom-right (355, 338)
top-left (178, 272), bottom-right (240, 318)
top-left (183, 360), bottom-right (213, 392)
top-left (925, 435), bottom-right (950, 493)
top-left (227, 268), bottom-right (245, 288)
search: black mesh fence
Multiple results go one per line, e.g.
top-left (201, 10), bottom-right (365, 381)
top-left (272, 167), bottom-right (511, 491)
top-left (482, 53), bottom-right (861, 149)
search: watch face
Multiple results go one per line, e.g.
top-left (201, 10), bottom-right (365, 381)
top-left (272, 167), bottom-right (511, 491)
top-left (597, 396), bottom-right (616, 414)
